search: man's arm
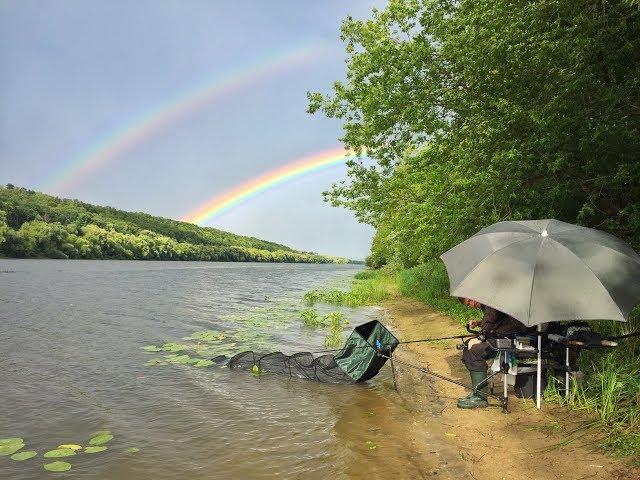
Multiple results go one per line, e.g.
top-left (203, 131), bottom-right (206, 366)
top-left (479, 306), bottom-right (500, 334)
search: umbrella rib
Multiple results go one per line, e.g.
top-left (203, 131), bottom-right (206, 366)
top-left (554, 237), bottom-right (640, 267)
top-left (552, 241), bottom-right (627, 320)
top-left (527, 239), bottom-right (547, 322)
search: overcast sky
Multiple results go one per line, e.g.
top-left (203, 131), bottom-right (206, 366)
top-left (0, 1), bottom-right (383, 260)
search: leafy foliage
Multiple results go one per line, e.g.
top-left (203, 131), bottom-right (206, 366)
top-left (0, 186), bottom-right (348, 263)
top-left (309, 0), bottom-right (640, 267)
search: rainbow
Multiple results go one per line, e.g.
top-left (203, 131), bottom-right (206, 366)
top-left (45, 43), bottom-right (325, 194)
top-left (182, 147), bottom-right (353, 224)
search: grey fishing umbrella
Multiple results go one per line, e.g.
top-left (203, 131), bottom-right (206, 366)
top-left (440, 219), bottom-right (640, 408)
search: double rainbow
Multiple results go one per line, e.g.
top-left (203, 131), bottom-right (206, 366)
top-left (45, 43), bottom-right (325, 194)
top-left (182, 147), bottom-right (353, 224)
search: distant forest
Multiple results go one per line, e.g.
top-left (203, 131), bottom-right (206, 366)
top-left (0, 185), bottom-right (347, 263)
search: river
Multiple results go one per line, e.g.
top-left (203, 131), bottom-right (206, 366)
top-left (0, 260), bottom-right (441, 479)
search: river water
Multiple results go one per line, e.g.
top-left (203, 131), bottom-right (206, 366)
top-left (0, 260), bottom-right (445, 480)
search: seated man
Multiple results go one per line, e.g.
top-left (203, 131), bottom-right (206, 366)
top-left (457, 298), bottom-right (531, 409)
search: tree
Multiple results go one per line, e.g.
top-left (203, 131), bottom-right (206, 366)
top-left (309, 0), bottom-right (640, 265)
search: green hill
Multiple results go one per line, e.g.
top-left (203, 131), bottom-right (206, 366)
top-left (0, 185), bottom-right (346, 263)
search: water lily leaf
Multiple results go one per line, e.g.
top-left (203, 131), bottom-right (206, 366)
top-left (166, 354), bottom-right (191, 364)
top-left (0, 438), bottom-right (23, 446)
top-left (44, 461), bottom-right (72, 472)
top-left (10, 451), bottom-right (37, 461)
top-left (89, 434), bottom-right (113, 445)
top-left (0, 443), bottom-right (24, 456)
top-left (126, 447), bottom-right (139, 454)
top-left (194, 359), bottom-right (214, 368)
top-left (91, 430), bottom-right (111, 437)
top-left (84, 446), bottom-right (107, 453)
top-left (43, 448), bottom-right (76, 458)
top-left (184, 330), bottom-right (224, 342)
top-left (141, 345), bottom-right (162, 352)
top-left (160, 343), bottom-right (188, 352)
top-left (57, 444), bottom-right (82, 451)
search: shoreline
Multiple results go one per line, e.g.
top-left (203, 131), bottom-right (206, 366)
top-left (381, 297), bottom-right (639, 480)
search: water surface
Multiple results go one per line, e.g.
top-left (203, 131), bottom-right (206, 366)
top-left (1, 260), bottom-right (443, 479)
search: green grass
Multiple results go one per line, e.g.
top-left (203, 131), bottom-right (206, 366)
top-left (303, 267), bottom-right (397, 307)
top-left (397, 259), bottom-right (481, 325)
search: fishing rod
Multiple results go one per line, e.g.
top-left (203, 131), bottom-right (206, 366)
top-left (307, 332), bottom-right (478, 355)
top-left (375, 349), bottom-right (510, 413)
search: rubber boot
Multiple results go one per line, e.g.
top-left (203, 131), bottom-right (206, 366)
top-left (457, 370), bottom-right (489, 409)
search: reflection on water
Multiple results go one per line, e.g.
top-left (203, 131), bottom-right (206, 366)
top-left (1, 260), bottom-right (443, 479)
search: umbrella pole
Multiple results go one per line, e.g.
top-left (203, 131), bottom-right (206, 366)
top-left (536, 324), bottom-right (542, 409)
top-left (565, 346), bottom-right (570, 400)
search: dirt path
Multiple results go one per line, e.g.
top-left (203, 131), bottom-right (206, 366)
top-left (381, 298), bottom-right (638, 480)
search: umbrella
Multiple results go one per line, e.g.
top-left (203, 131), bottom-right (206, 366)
top-left (440, 219), bottom-right (640, 408)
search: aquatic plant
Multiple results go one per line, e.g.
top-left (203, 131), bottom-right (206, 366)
top-left (126, 447), bottom-right (139, 454)
top-left (10, 451), bottom-right (36, 461)
top-left (183, 330), bottom-right (226, 342)
top-left (194, 359), bottom-right (214, 368)
top-left (57, 444), bottom-right (82, 451)
top-left (88, 433), bottom-right (113, 446)
top-left (141, 345), bottom-right (162, 352)
top-left (0, 438), bottom-right (24, 456)
top-left (84, 446), bottom-right (107, 453)
top-left (43, 461), bottom-right (71, 472)
top-left (160, 343), bottom-right (189, 353)
top-left (300, 308), bottom-right (324, 327)
top-left (43, 448), bottom-right (76, 458)
top-left (164, 354), bottom-right (192, 365)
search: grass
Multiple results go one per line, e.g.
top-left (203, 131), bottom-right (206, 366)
top-left (311, 262), bottom-right (640, 462)
top-left (303, 267), bottom-right (398, 307)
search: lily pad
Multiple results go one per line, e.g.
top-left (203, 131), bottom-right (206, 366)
top-left (84, 446), bottom-right (107, 453)
top-left (160, 343), bottom-right (188, 352)
top-left (165, 354), bottom-right (191, 364)
top-left (0, 442), bottom-right (24, 456)
top-left (0, 438), bottom-right (23, 446)
top-left (44, 461), bottom-right (72, 472)
top-left (184, 330), bottom-right (225, 342)
top-left (91, 430), bottom-right (111, 437)
top-left (43, 448), bottom-right (77, 458)
top-left (57, 444), bottom-right (82, 451)
top-left (126, 447), bottom-right (139, 454)
top-left (10, 451), bottom-right (37, 461)
top-left (194, 359), bottom-right (214, 368)
top-left (141, 345), bottom-right (162, 352)
top-left (89, 434), bottom-right (113, 445)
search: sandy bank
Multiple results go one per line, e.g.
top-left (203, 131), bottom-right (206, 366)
top-left (382, 297), bottom-right (639, 480)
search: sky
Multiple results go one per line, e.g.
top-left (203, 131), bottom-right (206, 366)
top-left (0, 1), bottom-right (384, 260)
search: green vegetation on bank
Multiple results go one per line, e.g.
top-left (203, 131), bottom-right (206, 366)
top-left (308, 267), bottom-right (640, 461)
top-left (0, 185), bottom-right (347, 263)
top-left (309, 0), bottom-right (640, 461)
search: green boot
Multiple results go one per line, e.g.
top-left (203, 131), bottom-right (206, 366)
top-left (457, 370), bottom-right (489, 409)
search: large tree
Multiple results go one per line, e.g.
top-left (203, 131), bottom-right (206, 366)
top-left (309, 0), bottom-right (640, 266)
